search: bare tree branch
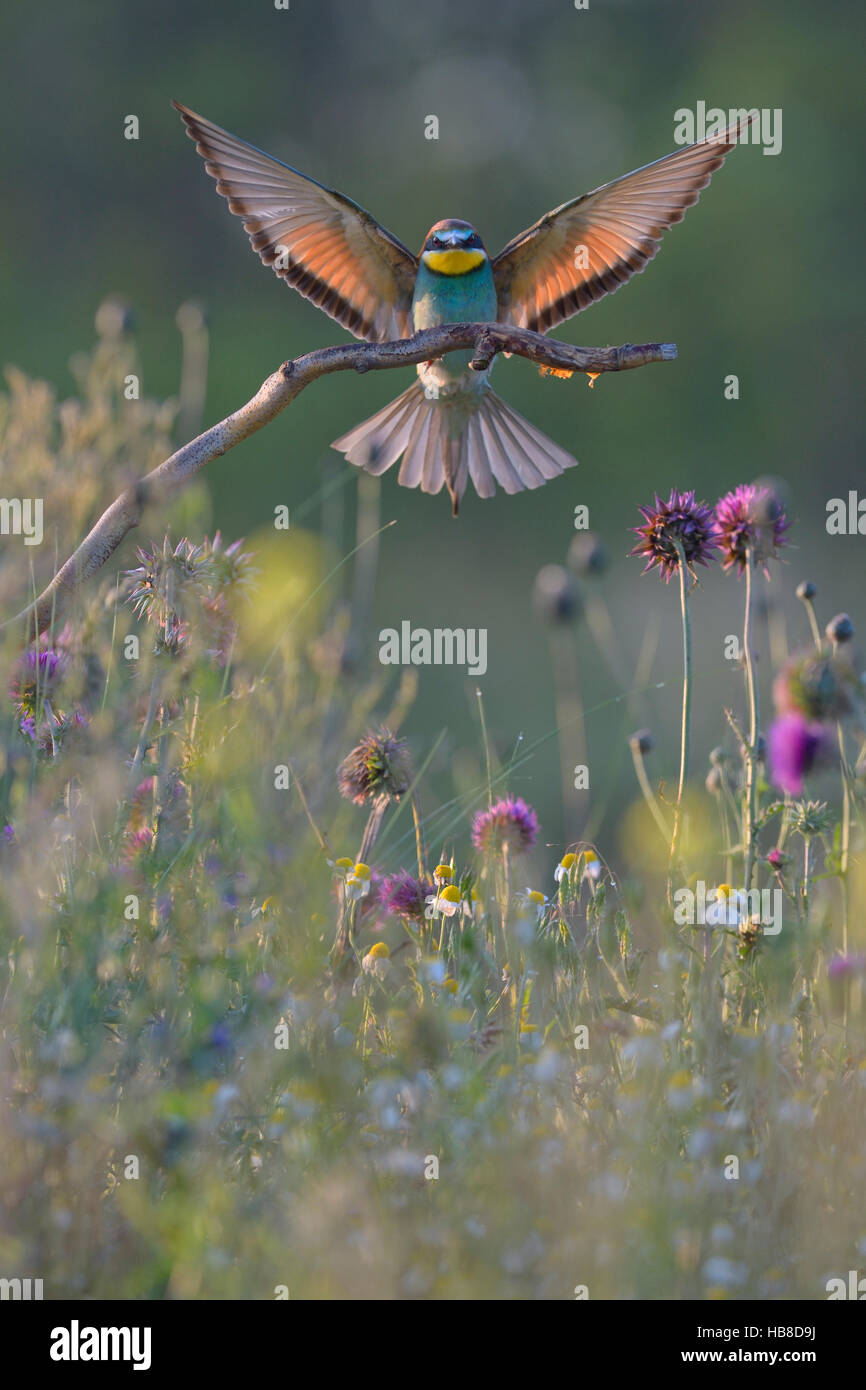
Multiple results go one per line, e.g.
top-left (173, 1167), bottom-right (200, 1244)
top-left (4, 323), bottom-right (676, 639)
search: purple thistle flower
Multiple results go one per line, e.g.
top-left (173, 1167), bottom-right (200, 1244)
top-left (381, 870), bottom-right (432, 923)
top-left (122, 827), bottom-right (155, 863)
top-left (10, 642), bottom-right (68, 712)
top-left (630, 490), bottom-right (719, 583)
top-left (714, 483), bottom-right (789, 575)
top-left (768, 715), bottom-right (830, 795)
top-left (471, 796), bottom-right (539, 855)
top-left (765, 847), bottom-right (787, 870)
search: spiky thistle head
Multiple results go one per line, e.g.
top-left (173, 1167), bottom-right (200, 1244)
top-left (631, 489), bottom-right (719, 582)
top-left (790, 798), bottom-right (835, 838)
top-left (205, 531), bottom-right (257, 592)
top-left (471, 796), bottom-right (539, 855)
top-left (714, 483), bottom-right (790, 574)
top-left (126, 536), bottom-right (211, 622)
top-left (337, 727), bottom-right (412, 806)
top-left (125, 534), bottom-right (255, 659)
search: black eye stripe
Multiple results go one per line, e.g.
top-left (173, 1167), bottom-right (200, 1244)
top-left (427, 231), bottom-right (483, 251)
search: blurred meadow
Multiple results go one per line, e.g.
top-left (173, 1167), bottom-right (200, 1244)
top-left (1, 0), bottom-right (865, 1299)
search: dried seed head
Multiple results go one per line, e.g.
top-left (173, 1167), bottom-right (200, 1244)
top-left (337, 727), bottom-right (413, 805)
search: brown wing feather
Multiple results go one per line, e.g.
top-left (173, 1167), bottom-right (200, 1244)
top-left (492, 116), bottom-right (753, 333)
top-left (173, 101), bottom-right (417, 343)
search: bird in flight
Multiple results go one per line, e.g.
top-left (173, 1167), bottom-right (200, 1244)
top-left (173, 101), bottom-right (749, 515)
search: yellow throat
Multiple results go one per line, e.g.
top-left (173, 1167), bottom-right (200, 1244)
top-left (422, 248), bottom-right (487, 275)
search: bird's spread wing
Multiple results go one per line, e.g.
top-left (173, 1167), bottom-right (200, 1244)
top-left (492, 117), bottom-right (753, 333)
top-left (173, 101), bottom-right (418, 342)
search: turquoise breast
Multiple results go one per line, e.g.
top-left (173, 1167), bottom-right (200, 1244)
top-left (412, 260), bottom-right (498, 394)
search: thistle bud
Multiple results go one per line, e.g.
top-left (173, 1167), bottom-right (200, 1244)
top-left (567, 532), bottom-right (608, 576)
top-left (532, 565), bottom-right (580, 624)
top-left (826, 613), bottom-right (854, 645)
top-left (176, 300), bottom-right (209, 334)
top-left (629, 729), bottom-right (654, 755)
top-left (95, 296), bottom-right (135, 339)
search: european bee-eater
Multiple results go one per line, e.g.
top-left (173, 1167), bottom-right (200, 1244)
top-left (174, 101), bottom-right (748, 515)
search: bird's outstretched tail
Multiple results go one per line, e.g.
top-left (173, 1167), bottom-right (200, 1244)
top-left (332, 384), bottom-right (578, 516)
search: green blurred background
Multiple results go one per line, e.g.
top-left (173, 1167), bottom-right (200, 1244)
top-left (2, 0), bottom-right (863, 859)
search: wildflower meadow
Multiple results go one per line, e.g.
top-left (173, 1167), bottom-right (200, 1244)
top-left (2, 1), bottom-right (864, 1340)
top-left (1, 313), bottom-right (864, 1308)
